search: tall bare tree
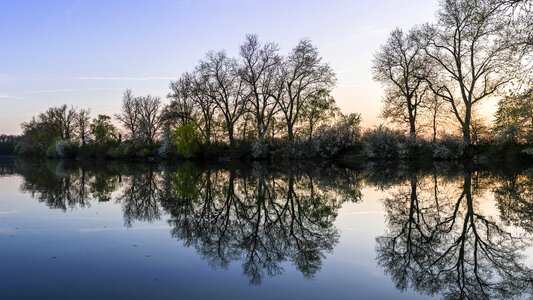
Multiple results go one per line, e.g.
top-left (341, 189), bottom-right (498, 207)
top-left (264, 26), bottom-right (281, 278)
top-left (373, 28), bottom-right (429, 140)
top-left (239, 34), bottom-right (282, 142)
top-left (115, 89), bottom-right (141, 140)
top-left (421, 0), bottom-right (523, 145)
top-left (137, 95), bottom-right (163, 146)
top-left (169, 71), bottom-right (217, 144)
top-left (76, 108), bottom-right (91, 145)
top-left (200, 51), bottom-right (246, 147)
top-left (276, 39), bottom-right (336, 142)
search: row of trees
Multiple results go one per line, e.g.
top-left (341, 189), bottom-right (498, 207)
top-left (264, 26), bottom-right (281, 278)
top-left (165, 35), bottom-right (341, 147)
top-left (15, 35), bottom-right (362, 160)
top-left (16, 93), bottom-right (167, 157)
top-left (10, 0), bottom-right (532, 161)
top-left (372, 0), bottom-right (533, 145)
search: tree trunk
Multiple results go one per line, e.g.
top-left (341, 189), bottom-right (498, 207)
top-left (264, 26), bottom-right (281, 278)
top-left (463, 105), bottom-right (472, 145)
top-left (287, 124), bottom-right (294, 142)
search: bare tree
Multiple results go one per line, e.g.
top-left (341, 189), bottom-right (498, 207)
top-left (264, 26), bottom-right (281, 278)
top-left (421, 0), bottom-right (523, 145)
top-left (137, 95), bottom-right (163, 146)
top-left (115, 89), bottom-right (141, 141)
top-left (169, 71), bottom-right (217, 144)
top-left (44, 105), bottom-right (78, 141)
top-left (76, 108), bottom-right (91, 145)
top-left (373, 28), bottom-right (429, 140)
top-left (423, 93), bottom-right (448, 143)
top-left (199, 51), bottom-right (246, 147)
top-left (276, 39), bottom-right (336, 142)
top-left (239, 34), bottom-right (282, 143)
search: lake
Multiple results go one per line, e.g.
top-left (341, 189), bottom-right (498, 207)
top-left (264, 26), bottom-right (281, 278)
top-left (0, 158), bottom-right (532, 299)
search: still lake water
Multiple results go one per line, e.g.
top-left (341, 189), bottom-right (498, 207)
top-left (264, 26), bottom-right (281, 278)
top-left (0, 158), bottom-right (532, 299)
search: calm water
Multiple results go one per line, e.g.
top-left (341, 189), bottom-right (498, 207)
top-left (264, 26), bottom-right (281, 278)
top-left (0, 158), bottom-right (532, 299)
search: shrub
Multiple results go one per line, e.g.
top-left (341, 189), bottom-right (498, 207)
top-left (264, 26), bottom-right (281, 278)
top-left (46, 143), bottom-right (57, 158)
top-left (312, 114), bottom-right (361, 159)
top-left (433, 135), bottom-right (465, 160)
top-left (251, 141), bottom-right (270, 159)
top-left (55, 140), bottom-right (77, 159)
top-left (362, 126), bottom-right (406, 160)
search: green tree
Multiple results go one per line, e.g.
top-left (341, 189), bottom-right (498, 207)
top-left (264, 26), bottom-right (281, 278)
top-left (494, 90), bottom-right (533, 143)
top-left (90, 115), bottom-right (118, 144)
top-left (172, 122), bottom-right (202, 158)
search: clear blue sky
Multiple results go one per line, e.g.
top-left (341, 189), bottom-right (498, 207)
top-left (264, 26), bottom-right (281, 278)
top-left (0, 0), bottom-right (440, 134)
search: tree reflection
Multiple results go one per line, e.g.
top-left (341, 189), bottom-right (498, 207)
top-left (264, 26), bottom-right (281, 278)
top-left (160, 164), bottom-right (352, 284)
top-left (494, 172), bottom-right (533, 234)
top-left (377, 171), bottom-right (533, 299)
top-left (12, 159), bottom-right (361, 285)
top-left (17, 160), bottom-right (93, 210)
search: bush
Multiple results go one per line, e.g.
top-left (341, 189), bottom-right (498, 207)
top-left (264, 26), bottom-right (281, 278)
top-left (433, 135), bottom-right (465, 160)
top-left (251, 141), bottom-right (270, 159)
top-left (46, 143), bottom-right (57, 158)
top-left (55, 140), bottom-right (77, 159)
top-left (312, 114), bottom-right (361, 159)
top-left (362, 126), bottom-right (406, 160)
top-left (522, 148), bottom-right (533, 159)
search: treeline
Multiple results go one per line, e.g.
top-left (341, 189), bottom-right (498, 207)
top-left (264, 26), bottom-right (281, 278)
top-left (0, 135), bottom-right (20, 155)
top-left (9, 0), bottom-right (533, 162)
top-left (14, 35), bottom-right (362, 161)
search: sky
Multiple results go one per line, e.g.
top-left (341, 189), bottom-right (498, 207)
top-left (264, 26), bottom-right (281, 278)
top-left (0, 0), bottom-right (449, 135)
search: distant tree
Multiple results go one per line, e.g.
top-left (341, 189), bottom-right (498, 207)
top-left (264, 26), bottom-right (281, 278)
top-left (422, 93), bottom-right (448, 143)
top-left (199, 51), bottom-right (246, 147)
top-left (76, 108), bottom-right (91, 145)
top-left (470, 113), bottom-right (492, 145)
top-left (239, 34), bottom-right (282, 142)
top-left (0, 135), bottom-right (20, 155)
top-left (166, 79), bottom-right (195, 127)
top-left (137, 95), bottom-right (163, 146)
top-left (46, 105), bottom-right (78, 141)
top-left (373, 28), bottom-right (429, 140)
top-left (115, 89), bottom-right (141, 140)
top-left (90, 115), bottom-right (117, 144)
top-left (301, 89), bottom-right (337, 140)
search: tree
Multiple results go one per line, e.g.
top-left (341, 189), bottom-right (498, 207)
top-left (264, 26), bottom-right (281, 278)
top-left (90, 115), bottom-right (117, 144)
top-left (137, 95), bottom-right (163, 146)
top-left (169, 72), bottom-right (216, 144)
top-left (421, 0), bottom-right (523, 145)
top-left (172, 122), bottom-right (202, 158)
top-left (44, 105), bottom-right (78, 141)
top-left (76, 108), bottom-right (91, 145)
top-left (494, 89), bottom-right (533, 143)
top-left (301, 89), bottom-right (337, 140)
top-left (115, 89), bottom-right (141, 140)
top-left (199, 51), bottom-right (246, 147)
top-left (373, 28), bottom-right (429, 140)
top-left (276, 39), bottom-right (336, 142)
top-left (422, 93), bottom-right (448, 143)
top-left (239, 34), bottom-right (282, 142)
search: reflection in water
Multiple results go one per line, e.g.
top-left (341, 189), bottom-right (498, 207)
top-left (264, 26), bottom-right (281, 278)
top-left (376, 171), bottom-right (533, 299)
top-left (10, 160), bottom-right (360, 285)
top-left (4, 159), bottom-right (533, 296)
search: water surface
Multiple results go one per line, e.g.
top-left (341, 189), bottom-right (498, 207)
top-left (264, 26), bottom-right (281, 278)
top-left (0, 159), bottom-right (532, 299)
